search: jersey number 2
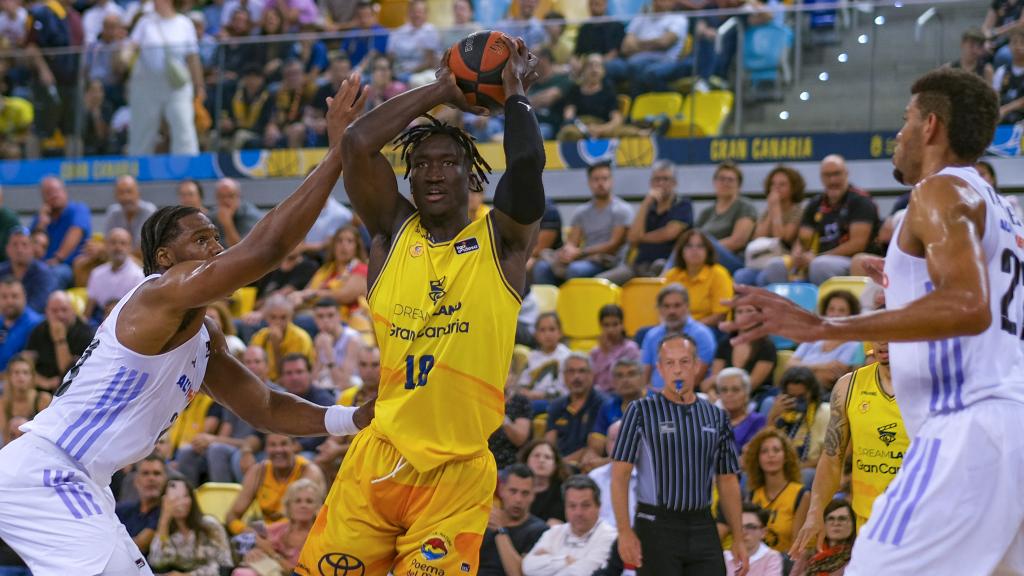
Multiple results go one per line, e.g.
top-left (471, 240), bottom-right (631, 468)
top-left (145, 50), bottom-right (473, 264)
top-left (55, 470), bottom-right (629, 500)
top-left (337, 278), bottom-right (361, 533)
top-left (55, 339), bottom-right (100, 397)
top-left (405, 355), bottom-right (435, 389)
top-left (1000, 248), bottom-right (1024, 338)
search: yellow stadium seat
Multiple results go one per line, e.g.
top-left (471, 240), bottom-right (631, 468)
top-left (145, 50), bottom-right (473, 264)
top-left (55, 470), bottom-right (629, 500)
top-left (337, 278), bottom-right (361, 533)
top-left (532, 414), bottom-right (548, 439)
top-left (530, 284), bottom-right (559, 314)
top-left (556, 278), bottom-right (621, 341)
top-left (818, 276), bottom-right (872, 309)
top-left (629, 92), bottom-right (684, 125)
top-left (774, 349), bottom-right (795, 386)
top-left (230, 286), bottom-right (258, 318)
top-left (65, 287), bottom-right (88, 317)
top-left (621, 277), bottom-right (667, 337)
top-left (194, 482), bottom-right (243, 524)
top-left (617, 94), bottom-right (632, 118)
top-left (670, 90), bottom-right (735, 138)
top-left (569, 338), bottom-right (598, 352)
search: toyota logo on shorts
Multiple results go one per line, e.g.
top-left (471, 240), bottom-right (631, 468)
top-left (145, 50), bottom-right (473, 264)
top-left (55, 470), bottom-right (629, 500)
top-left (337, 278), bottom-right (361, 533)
top-left (318, 553), bottom-right (366, 576)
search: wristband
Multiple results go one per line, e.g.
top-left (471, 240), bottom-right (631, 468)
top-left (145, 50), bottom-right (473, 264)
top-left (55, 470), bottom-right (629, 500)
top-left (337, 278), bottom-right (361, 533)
top-left (325, 405), bottom-right (360, 436)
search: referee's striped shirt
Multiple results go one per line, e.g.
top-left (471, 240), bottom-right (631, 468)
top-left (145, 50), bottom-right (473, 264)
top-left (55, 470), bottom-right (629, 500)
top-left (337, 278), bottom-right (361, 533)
top-left (612, 394), bottom-right (740, 512)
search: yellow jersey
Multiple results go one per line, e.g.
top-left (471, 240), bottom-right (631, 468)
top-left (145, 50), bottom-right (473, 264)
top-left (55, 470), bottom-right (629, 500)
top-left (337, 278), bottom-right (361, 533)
top-left (368, 212), bottom-right (520, 471)
top-left (847, 362), bottom-right (908, 522)
top-left (752, 482), bottom-right (806, 553)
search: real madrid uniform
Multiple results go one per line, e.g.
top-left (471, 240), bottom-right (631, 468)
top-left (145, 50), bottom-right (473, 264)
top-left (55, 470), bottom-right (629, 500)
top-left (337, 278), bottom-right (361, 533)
top-left (845, 362), bottom-right (908, 530)
top-left (0, 276), bottom-right (210, 576)
top-left (296, 213), bottom-right (520, 576)
top-left (848, 166), bottom-right (1024, 574)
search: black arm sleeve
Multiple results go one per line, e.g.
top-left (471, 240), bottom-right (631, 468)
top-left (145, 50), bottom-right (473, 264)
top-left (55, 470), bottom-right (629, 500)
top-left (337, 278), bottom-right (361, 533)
top-left (493, 94), bottom-right (547, 225)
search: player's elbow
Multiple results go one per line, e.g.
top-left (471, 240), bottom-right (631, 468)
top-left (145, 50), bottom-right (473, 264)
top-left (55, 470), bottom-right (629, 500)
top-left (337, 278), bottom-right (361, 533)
top-left (958, 303), bottom-right (990, 336)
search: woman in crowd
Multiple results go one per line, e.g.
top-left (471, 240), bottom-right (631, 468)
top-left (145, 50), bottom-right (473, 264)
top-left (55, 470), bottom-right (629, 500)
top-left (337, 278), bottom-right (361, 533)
top-left (148, 479), bottom-right (233, 576)
top-left (291, 225), bottom-right (368, 322)
top-left (589, 304), bottom-right (640, 395)
top-left (558, 54), bottom-right (643, 141)
top-left (363, 56), bottom-right (408, 111)
top-left (519, 439), bottom-right (570, 525)
top-left (232, 479), bottom-right (325, 576)
top-left (786, 290), bottom-right (865, 392)
top-left (662, 228), bottom-right (734, 329)
top-left (791, 499), bottom-right (856, 576)
top-left (205, 301), bottom-right (246, 357)
top-left (767, 367), bottom-right (830, 474)
top-left (705, 303), bottom-right (778, 411)
top-left (744, 428), bottom-right (810, 557)
top-left (0, 355), bottom-right (50, 445)
top-left (715, 367), bottom-right (766, 452)
top-left (734, 165), bottom-right (807, 286)
top-left (695, 161), bottom-right (758, 273)
top-left (519, 312), bottom-right (572, 408)
top-left (255, 7), bottom-right (288, 83)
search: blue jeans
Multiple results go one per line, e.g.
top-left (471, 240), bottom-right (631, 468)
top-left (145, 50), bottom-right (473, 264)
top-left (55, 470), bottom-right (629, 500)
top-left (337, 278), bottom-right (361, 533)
top-left (532, 258), bottom-right (609, 286)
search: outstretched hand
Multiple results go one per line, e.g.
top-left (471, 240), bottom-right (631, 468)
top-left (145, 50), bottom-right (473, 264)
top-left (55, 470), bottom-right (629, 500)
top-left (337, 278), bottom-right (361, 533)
top-left (720, 285), bottom-right (826, 345)
top-left (326, 72), bottom-right (369, 149)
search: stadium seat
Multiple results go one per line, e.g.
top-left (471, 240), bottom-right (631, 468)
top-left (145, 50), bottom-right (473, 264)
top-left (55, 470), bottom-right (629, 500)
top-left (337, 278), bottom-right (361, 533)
top-left (621, 277), bottom-right (667, 337)
top-left (671, 90), bottom-right (735, 137)
top-left (194, 482), bottom-right (243, 524)
top-left (818, 276), bottom-right (872, 308)
top-left (774, 349), bottom-right (795, 387)
top-left (765, 282), bottom-right (818, 349)
top-left (66, 287), bottom-right (88, 317)
top-left (230, 286), bottom-right (258, 318)
top-left (743, 22), bottom-right (792, 103)
top-left (630, 92), bottom-right (684, 130)
top-left (530, 284), bottom-right (559, 314)
top-left (556, 278), bottom-right (621, 345)
top-left (569, 338), bottom-right (598, 353)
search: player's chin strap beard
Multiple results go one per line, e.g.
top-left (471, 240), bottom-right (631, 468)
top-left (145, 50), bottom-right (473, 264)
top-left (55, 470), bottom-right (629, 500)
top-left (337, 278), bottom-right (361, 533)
top-left (370, 456), bottom-right (407, 484)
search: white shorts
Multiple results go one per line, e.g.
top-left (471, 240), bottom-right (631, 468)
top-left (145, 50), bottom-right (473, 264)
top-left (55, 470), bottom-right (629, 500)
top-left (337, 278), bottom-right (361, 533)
top-left (848, 400), bottom-right (1024, 575)
top-left (0, 433), bottom-right (152, 576)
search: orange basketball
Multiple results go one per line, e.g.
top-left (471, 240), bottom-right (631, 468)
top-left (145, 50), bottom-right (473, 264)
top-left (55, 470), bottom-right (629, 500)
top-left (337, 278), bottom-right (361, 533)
top-left (447, 30), bottom-right (510, 111)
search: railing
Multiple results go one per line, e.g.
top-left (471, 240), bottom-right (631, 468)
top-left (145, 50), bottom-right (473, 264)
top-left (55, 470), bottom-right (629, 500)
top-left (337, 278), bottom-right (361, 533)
top-left (0, 0), bottom-right (990, 163)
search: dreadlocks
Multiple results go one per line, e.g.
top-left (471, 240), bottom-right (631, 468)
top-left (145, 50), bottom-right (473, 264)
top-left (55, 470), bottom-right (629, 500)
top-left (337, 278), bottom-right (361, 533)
top-left (393, 114), bottom-right (491, 190)
top-left (141, 205), bottom-right (201, 275)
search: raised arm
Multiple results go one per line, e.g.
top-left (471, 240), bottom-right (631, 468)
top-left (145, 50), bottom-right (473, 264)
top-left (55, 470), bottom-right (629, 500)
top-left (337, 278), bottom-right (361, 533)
top-left (725, 175), bottom-right (991, 344)
top-left (141, 77), bottom-right (368, 313)
top-left (791, 372), bottom-right (851, 556)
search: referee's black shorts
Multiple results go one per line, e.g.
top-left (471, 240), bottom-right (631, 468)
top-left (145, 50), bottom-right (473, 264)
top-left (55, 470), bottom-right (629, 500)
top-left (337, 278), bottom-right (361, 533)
top-left (634, 503), bottom-right (726, 576)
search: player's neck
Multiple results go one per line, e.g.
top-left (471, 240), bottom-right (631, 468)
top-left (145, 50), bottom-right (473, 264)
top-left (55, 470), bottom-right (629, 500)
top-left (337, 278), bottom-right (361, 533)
top-left (878, 363), bottom-right (893, 395)
top-left (763, 471), bottom-right (788, 494)
top-left (420, 212), bottom-right (470, 243)
top-left (918, 149), bottom-right (971, 183)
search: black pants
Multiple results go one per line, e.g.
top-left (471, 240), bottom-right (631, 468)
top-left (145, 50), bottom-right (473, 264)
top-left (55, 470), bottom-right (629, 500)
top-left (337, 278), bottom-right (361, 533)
top-left (634, 504), bottom-right (726, 576)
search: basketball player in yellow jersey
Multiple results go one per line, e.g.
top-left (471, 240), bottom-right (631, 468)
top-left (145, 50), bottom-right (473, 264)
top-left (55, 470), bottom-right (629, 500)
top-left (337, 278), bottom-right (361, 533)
top-left (295, 36), bottom-right (544, 576)
top-left (790, 338), bottom-right (908, 556)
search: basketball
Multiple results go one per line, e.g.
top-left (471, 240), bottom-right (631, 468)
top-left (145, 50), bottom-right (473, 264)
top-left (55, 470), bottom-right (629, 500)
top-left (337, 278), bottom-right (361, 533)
top-left (447, 30), bottom-right (511, 111)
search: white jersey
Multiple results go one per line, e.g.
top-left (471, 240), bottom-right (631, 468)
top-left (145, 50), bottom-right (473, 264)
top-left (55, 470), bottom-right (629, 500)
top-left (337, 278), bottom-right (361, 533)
top-left (883, 165), bottom-right (1024, 435)
top-left (23, 275), bottom-right (210, 482)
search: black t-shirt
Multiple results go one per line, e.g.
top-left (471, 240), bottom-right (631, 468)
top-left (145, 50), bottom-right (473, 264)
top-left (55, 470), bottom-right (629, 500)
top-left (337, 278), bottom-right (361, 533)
top-left (565, 81), bottom-right (619, 122)
top-left (256, 257), bottom-right (319, 300)
top-left (540, 201), bottom-right (564, 251)
top-left (992, 0), bottom-right (1023, 31)
top-left (527, 73), bottom-right (573, 130)
top-left (25, 319), bottom-right (94, 379)
top-left (635, 197), bottom-right (694, 264)
top-left (800, 188), bottom-right (879, 253)
top-left (574, 21), bottom-right (626, 57)
top-left (715, 334), bottom-right (777, 390)
top-left (530, 481), bottom-right (565, 522)
top-left (478, 515), bottom-right (549, 576)
top-left (115, 500), bottom-right (160, 538)
top-left (489, 393), bottom-right (533, 470)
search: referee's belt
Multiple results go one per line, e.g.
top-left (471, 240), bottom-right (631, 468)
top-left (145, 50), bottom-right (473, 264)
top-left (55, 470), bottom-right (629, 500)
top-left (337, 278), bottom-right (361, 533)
top-left (635, 503), bottom-right (714, 523)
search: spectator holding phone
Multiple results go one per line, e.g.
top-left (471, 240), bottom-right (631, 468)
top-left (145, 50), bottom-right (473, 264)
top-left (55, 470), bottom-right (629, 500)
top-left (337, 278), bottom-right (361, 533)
top-left (766, 367), bottom-right (830, 474)
top-left (149, 479), bottom-right (232, 576)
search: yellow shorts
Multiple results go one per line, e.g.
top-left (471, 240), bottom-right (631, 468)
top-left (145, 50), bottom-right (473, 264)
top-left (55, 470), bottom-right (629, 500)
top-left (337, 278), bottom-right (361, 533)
top-left (295, 427), bottom-right (496, 576)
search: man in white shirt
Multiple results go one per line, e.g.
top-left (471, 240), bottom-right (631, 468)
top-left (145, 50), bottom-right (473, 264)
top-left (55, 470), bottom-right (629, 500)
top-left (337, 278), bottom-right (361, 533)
top-left (85, 227), bottom-right (144, 319)
top-left (588, 421), bottom-right (636, 530)
top-left (385, 0), bottom-right (440, 84)
top-left (0, 0), bottom-right (28, 48)
top-left (604, 0), bottom-right (689, 94)
top-left (522, 475), bottom-right (617, 576)
top-left (82, 0), bottom-right (125, 44)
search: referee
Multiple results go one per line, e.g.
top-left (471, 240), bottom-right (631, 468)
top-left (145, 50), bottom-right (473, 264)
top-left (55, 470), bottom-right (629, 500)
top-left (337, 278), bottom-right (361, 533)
top-left (612, 333), bottom-right (748, 576)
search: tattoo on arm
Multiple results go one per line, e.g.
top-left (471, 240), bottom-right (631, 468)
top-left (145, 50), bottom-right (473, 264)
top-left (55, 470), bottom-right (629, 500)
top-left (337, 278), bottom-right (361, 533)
top-left (823, 380), bottom-right (850, 458)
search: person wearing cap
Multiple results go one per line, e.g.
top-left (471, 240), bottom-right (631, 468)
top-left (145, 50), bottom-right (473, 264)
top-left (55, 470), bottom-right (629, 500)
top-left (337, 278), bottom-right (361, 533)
top-left (0, 226), bottom-right (58, 315)
top-left (612, 333), bottom-right (747, 576)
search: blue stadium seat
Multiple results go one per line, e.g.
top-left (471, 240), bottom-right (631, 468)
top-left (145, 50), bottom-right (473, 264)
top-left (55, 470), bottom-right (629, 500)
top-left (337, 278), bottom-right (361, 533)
top-left (765, 282), bottom-right (818, 349)
top-left (743, 22), bottom-right (793, 102)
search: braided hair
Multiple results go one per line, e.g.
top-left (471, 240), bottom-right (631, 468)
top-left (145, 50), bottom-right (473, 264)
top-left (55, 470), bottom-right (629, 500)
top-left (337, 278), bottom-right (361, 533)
top-left (393, 114), bottom-right (491, 191)
top-left (141, 206), bottom-right (201, 275)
